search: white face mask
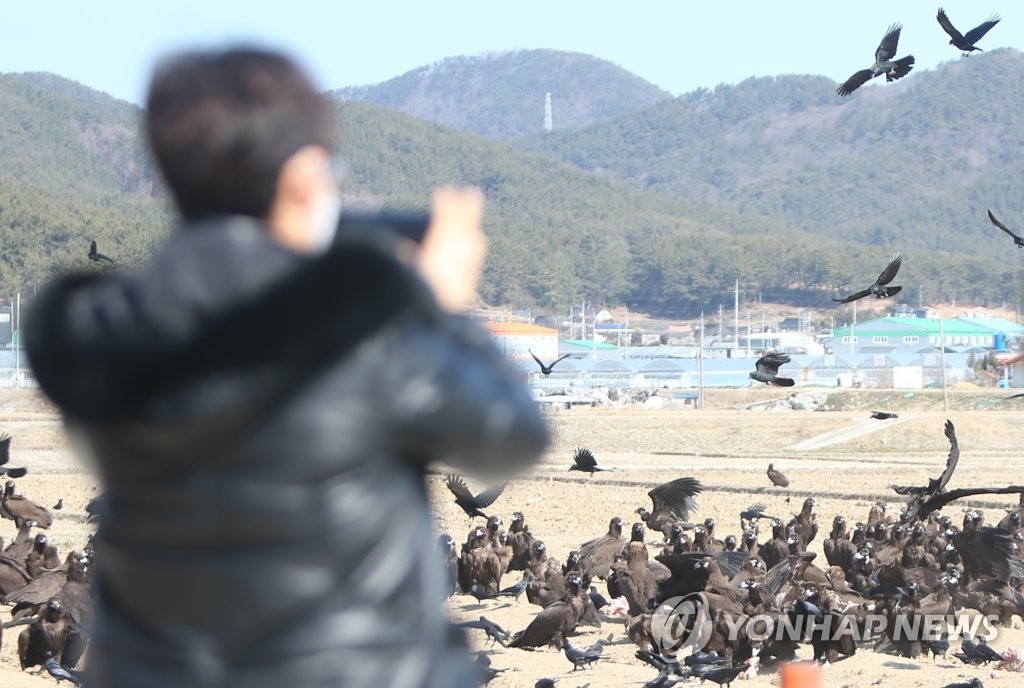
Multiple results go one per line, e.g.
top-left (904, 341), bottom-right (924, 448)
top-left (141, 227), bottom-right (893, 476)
top-left (309, 191), bottom-right (342, 255)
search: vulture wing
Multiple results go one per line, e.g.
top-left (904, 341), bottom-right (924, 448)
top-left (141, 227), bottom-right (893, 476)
top-left (876, 24), bottom-right (903, 62)
top-left (958, 525), bottom-right (1024, 582)
top-left (988, 210), bottom-right (1022, 241)
top-left (874, 252), bottom-right (903, 287)
top-left (916, 486), bottom-right (1024, 524)
top-left (963, 15), bottom-right (1000, 45)
top-left (936, 9), bottom-right (965, 43)
top-left (934, 419), bottom-right (960, 493)
top-left (833, 288), bottom-right (871, 303)
top-left (473, 482), bottom-right (507, 509)
top-left (648, 477), bottom-right (702, 523)
top-left (445, 475), bottom-right (475, 504)
top-left (837, 69), bottom-right (873, 97)
top-left (573, 448), bottom-right (598, 470)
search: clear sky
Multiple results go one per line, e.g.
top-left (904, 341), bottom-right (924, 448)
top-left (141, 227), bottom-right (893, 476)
top-left (2, 1), bottom-right (1017, 104)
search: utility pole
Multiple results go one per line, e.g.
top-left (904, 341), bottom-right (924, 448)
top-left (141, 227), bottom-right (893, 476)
top-left (734, 279), bottom-right (739, 349)
top-left (940, 317), bottom-right (948, 411)
top-left (624, 305), bottom-right (630, 360)
top-left (850, 300), bottom-right (857, 357)
top-left (747, 312), bottom-right (752, 356)
top-left (698, 311), bottom-right (705, 409)
top-left (14, 292), bottom-right (20, 389)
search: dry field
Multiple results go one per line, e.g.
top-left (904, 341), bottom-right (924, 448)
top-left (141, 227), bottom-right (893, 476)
top-left (3, 387), bottom-right (1024, 687)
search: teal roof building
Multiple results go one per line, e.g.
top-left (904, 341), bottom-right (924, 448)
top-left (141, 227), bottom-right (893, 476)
top-left (832, 316), bottom-right (1003, 350)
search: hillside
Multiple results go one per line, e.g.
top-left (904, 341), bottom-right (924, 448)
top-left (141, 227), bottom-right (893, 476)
top-left (517, 50), bottom-right (1024, 267)
top-left (335, 99), bottom-right (1012, 315)
top-left (0, 73), bottom-right (170, 292)
top-left (331, 49), bottom-right (670, 139)
top-left (0, 68), bottom-right (1017, 317)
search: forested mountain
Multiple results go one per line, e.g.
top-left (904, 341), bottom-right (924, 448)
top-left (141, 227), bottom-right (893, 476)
top-left (335, 100), bottom-right (1014, 315)
top-left (0, 63), bottom-right (1019, 318)
top-left (0, 73), bottom-right (170, 294)
top-left (331, 50), bottom-right (670, 139)
top-left (517, 49), bottom-right (1024, 264)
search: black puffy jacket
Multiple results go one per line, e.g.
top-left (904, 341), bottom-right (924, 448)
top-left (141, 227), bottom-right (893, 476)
top-left (26, 217), bottom-right (549, 687)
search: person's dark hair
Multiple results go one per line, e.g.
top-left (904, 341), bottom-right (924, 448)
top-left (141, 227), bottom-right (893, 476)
top-left (145, 48), bottom-right (334, 221)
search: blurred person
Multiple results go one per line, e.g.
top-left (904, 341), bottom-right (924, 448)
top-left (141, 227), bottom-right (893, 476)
top-left (25, 48), bottom-right (548, 688)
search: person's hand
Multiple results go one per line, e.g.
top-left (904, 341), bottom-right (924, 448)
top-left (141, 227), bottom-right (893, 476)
top-left (417, 187), bottom-right (486, 312)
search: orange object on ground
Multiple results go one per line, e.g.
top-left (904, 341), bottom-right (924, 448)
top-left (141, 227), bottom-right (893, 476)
top-left (780, 662), bottom-right (823, 688)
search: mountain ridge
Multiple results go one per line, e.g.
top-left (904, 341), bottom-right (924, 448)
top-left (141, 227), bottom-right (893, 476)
top-left (0, 51), bottom-right (1020, 317)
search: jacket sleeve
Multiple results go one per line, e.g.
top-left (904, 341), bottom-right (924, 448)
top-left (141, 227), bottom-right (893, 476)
top-left (381, 313), bottom-right (549, 480)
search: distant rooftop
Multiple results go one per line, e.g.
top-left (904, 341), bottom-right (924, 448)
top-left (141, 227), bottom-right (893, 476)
top-left (560, 339), bottom-right (618, 350)
top-left (484, 322), bottom-right (558, 335)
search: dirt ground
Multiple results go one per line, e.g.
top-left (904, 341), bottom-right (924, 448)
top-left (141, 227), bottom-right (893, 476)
top-left (3, 387), bottom-right (1024, 686)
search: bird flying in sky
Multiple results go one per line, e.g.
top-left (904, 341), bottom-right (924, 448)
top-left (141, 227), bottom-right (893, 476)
top-left (833, 251), bottom-right (903, 304)
top-left (937, 9), bottom-right (1000, 54)
top-left (837, 24), bottom-right (915, 97)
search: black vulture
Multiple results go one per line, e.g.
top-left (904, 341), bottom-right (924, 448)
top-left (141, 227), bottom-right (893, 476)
top-left (87, 240), bottom-right (114, 263)
top-left (0, 481), bottom-right (53, 528)
top-left (507, 511), bottom-right (536, 571)
top-left (655, 550), bottom-right (749, 600)
top-left (987, 210), bottom-right (1024, 248)
top-left (509, 574), bottom-right (585, 648)
top-left (17, 598), bottom-right (80, 669)
top-left (937, 9), bottom-right (1000, 54)
top-left (577, 516), bottom-right (626, 579)
top-left (894, 420), bottom-right (1024, 526)
top-left (569, 447), bottom-right (608, 475)
top-left (836, 24), bottom-right (915, 97)
top-left (749, 352), bottom-right (794, 386)
top-left (955, 511), bottom-right (1024, 584)
top-left (636, 477), bottom-right (702, 536)
top-left (444, 475), bottom-right (506, 520)
top-left (766, 464), bottom-right (790, 488)
top-left (529, 351), bottom-right (571, 377)
top-left (3, 519), bottom-right (38, 561)
top-left (833, 251), bottom-right (903, 303)
top-left (0, 553), bottom-right (31, 596)
top-left (0, 434), bottom-right (27, 479)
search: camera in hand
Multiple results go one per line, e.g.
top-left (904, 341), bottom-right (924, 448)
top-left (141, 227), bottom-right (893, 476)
top-left (335, 212), bottom-right (430, 246)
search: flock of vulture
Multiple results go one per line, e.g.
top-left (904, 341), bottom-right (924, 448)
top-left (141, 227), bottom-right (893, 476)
top-left (836, 9), bottom-right (1000, 96)
top-left (0, 434), bottom-right (91, 686)
top-left (0, 14), bottom-right (1019, 688)
top-left (440, 419), bottom-right (1024, 688)
top-left (0, 241), bottom-right (112, 681)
